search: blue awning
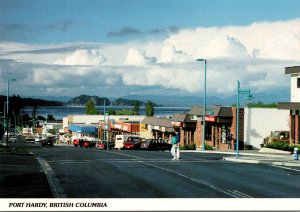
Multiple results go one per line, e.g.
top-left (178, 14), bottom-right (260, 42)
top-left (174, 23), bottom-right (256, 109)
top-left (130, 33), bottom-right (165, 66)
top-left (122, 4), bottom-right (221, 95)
top-left (69, 125), bottom-right (97, 133)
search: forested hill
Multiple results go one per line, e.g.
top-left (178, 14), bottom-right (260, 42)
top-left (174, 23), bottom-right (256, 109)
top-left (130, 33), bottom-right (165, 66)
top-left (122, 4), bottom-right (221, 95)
top-left (0, 95), bottom-right (63, 107)
top-left (22, 98), bottom-right (63, 106)
top-left (67, 95), bottom-right (110, 106)
top-left (111, 98), bottom-right (158, 107)
top-left (67, 95), bottom-right (159, 106)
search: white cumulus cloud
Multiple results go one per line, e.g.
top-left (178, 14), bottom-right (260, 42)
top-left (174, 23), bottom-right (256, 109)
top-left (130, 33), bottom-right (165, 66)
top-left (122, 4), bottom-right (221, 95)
top-left (55, 49), bottom-right (107, 65)
top-left (0, 19), bottom-right (300, 100)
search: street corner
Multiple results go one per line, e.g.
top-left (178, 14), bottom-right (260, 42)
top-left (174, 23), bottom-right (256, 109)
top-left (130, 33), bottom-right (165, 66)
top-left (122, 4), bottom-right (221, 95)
top-left (223, 156), bottom-right (260, 164)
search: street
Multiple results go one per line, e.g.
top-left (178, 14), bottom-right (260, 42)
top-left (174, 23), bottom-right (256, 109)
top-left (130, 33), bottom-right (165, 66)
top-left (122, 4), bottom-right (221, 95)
top-left (28, 145), bottom-right (300, 198)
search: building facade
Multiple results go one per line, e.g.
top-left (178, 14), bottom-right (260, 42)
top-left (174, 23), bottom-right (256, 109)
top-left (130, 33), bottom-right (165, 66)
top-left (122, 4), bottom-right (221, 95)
top-left (189, 106), bottom-right (243, 150)
top-left (278, 66), bottom-right (300, 145)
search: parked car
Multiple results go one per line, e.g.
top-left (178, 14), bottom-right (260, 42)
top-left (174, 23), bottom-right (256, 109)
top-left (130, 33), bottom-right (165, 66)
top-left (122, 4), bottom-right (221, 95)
top-left (73, 139), bottom-right (96, 148)
top-left (41, 136), bottom-right (54, 147)
top-left (9, 135), bottom-right (17, 143)
top-left (140, 138), bottom-right (172, 151)
top-left (114, 135), bottom-right (141, 149)
top-left (123, 137), bottom-right (142, 150)
top-left (96, 140), bottom-right (115, 150)
top-left (26, 135), bottom-right (35, 143)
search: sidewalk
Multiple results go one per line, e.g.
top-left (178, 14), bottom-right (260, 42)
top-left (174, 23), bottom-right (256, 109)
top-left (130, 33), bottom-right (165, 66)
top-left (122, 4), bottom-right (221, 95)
top-left (215, 149), bottom-right (300, 168)
top-left (0, 151), bottom-right (53, 198)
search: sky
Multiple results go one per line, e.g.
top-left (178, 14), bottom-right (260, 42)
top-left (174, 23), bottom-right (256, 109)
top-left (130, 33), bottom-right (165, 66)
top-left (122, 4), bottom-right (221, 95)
top-left (0, 0), bottom-right (300, 102)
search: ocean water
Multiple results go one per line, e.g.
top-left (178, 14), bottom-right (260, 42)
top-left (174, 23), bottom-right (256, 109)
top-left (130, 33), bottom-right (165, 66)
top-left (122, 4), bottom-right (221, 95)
top-left (22, 106), bottom-right (192, 120)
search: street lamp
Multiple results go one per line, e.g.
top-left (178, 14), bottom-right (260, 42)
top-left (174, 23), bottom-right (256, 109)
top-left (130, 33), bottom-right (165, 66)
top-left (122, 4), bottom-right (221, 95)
top-left (236, 80), bottom-right (253, 158)
top-left (44, 109), bottom-right (48, 137)
top-left (6, 78), bottom-right (16, 146)
top-left (196, 58), bottom-right (207, 151)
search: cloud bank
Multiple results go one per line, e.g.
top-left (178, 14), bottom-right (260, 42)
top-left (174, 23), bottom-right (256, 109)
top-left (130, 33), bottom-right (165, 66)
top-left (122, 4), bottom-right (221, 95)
top-left (0, 19), bottom-right (299, 100)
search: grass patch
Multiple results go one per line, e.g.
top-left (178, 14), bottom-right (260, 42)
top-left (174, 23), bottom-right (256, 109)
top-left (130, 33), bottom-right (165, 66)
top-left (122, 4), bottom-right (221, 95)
top-left (0, 145), bottom-right (29, 154)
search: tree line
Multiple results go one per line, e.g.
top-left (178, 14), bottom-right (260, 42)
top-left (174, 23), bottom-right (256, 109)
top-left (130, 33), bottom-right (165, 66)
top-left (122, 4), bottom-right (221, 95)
top-left (0, 95), bottom-right (56, 132)
top-left (85, 99), bottom-right (154, 116)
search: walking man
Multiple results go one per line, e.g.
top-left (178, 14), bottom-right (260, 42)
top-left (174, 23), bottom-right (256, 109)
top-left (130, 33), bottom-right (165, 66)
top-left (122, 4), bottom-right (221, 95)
top-left (171, 132), bottom-right (180, 160)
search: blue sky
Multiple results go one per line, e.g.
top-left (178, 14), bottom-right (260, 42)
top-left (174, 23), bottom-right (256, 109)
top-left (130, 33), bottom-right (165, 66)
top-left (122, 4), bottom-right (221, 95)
top-left (0, 0), bottom-right (300, 102)
top-left (2, 0), bottom-right (300, 43)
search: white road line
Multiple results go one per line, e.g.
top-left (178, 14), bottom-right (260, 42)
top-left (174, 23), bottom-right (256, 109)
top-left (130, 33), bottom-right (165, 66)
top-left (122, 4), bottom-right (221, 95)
top-left (271, 164), bottom-right (300, 172)
top-left (136, 160), bottom-right (237, 198)
top-left (228, 190), bottom-right (252, 198)
top-left (103, 150), bottom-right (143, 159)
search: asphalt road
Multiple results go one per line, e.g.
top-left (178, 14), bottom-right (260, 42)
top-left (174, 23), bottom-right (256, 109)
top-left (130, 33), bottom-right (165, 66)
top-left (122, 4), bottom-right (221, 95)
top-left (28, 145), bottom-right (300, 198)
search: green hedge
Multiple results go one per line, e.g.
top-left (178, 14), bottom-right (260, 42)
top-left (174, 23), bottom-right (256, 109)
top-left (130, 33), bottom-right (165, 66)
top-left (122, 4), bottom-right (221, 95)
top-left (180, 144), bottom-right (196, 150)
top-left (204, 144), bottom-right (214, 150)
top-left (265, 142), bottom-right (300, 153)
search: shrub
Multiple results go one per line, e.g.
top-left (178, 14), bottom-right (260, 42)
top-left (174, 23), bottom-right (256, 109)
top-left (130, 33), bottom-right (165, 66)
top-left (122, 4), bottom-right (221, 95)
top-left (204, 144), bottom-right (214, 150)
top-left (180, 144), bottom-right (196, 150)
top-left (244, 144), bottom-right (253, 150)
top-left (265, 142), bottom-right (300, 153)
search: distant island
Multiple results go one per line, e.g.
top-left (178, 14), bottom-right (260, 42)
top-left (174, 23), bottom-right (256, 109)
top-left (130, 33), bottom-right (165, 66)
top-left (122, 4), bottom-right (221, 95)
top-left (67, 95), bottom-right (160, 107)
top-left (5, 95), bottom-right (160, 107)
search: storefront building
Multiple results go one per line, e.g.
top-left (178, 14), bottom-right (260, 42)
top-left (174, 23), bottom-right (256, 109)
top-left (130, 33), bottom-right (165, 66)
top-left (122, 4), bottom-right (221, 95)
top-left (278, 66), bottom-right (300, 145)
top-left (189, 106), bottom-right (244, 150)
top-left (141, 116), bottom-right (174, 141)
top-left (170, 113), bottom-right (196, 146)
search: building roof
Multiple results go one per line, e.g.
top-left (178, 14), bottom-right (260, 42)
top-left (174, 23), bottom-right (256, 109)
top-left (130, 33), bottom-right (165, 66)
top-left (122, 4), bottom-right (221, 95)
top-left (141, 116), bottom-right (173, 128)
top-left (285, 66), bottom-right (300, 74)
top-left (189, 106), bottom-right (233, 117)
top-left (68, 125), bottom-right (97, 133)
top-left (170, 113), bottom-right (187, 122)
top-left (278, 102), bottom-right (300, 110)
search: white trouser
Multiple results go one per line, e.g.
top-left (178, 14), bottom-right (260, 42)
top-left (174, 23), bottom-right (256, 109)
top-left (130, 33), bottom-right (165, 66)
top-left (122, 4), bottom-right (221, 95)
top-left (171, 144), bottom-right (180, 159)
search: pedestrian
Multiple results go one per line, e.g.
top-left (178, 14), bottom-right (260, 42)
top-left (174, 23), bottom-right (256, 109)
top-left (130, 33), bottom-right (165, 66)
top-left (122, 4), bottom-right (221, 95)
top-left (175, 131), bottom-right (180, 159)
top-left (171, 132), bottom-right (180, 160)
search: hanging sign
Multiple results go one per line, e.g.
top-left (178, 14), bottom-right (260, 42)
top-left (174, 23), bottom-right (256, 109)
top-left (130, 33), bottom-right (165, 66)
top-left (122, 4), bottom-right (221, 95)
top-left (205, 115), bottom-right (216, 122)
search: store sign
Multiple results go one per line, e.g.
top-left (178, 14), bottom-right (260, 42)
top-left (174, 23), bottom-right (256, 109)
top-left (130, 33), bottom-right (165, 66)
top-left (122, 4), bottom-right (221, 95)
top-left (205, 115), bottom-right (216, 122)
top-left (114, 124), bottom-right (121, 129)
top-left (171, 121), bottom-right (182, 127)
top-left (154, 126), bottom-right (160, 130)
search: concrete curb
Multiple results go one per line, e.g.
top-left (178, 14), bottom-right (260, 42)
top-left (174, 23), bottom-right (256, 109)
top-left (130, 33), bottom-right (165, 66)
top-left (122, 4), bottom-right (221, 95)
top-left (224, 156), bottom-right (300, 167)
top-left (36, 156), bottom-right (67, 198)
top-left (182, 150), bottom-right (290, 158)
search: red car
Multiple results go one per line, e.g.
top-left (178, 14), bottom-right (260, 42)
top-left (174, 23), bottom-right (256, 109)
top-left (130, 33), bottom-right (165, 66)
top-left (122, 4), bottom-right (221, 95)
top-left (73, 139), bottom-right (95, 148)
top-left (123, 137), bottom-right (142, 150)
top-left (96, 141), bottom-right (115, 150)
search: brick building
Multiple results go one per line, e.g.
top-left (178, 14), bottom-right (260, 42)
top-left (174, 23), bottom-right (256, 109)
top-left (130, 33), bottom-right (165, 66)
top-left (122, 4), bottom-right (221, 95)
top-left (189, 106), bottom-right (244, 150)
top-left (278, 66), bottom-right (300, 145)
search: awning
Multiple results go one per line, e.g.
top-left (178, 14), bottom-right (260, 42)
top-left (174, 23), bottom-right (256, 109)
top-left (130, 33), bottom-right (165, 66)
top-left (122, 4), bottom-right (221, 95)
top-left (69, 125), bottom-right (97, 133)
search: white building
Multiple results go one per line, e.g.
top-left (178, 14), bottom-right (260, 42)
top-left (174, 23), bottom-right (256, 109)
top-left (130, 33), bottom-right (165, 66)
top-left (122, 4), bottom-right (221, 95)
top-left (244, 108), bottom-right (290, 149)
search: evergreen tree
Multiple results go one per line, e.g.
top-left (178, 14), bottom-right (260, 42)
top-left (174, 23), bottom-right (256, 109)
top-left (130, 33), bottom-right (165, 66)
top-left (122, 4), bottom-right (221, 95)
top-left (146, 100), bottom-right (154, 117)
top-left (133, 100), bottom-right (140, 115)
top-left (85, 99), bottom-right (99, 115)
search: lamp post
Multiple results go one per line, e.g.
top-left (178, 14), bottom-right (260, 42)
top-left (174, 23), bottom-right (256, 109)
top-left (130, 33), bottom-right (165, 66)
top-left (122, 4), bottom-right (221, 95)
top-left (6, 78), bottom-right (16, 147)
top-left (236, 80), bottom-right (252, 158)
top-left (45, 109), bottom-right (48, 137)
top-left (196, 58), bottom-right (207, 151)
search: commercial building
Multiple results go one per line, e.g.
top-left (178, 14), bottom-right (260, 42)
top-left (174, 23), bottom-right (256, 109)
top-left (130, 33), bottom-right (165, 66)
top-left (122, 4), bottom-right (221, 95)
top-left (278, 66), bottom-right (300, 144)
top-left (63, 114), bottom-right (145, 142)
top-left (189, 106), bottom-right (242, 150)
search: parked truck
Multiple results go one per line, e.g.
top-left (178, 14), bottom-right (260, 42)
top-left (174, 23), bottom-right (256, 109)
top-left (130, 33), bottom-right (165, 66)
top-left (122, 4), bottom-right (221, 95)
top-left (263, 130), bottom-right (289, 146)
